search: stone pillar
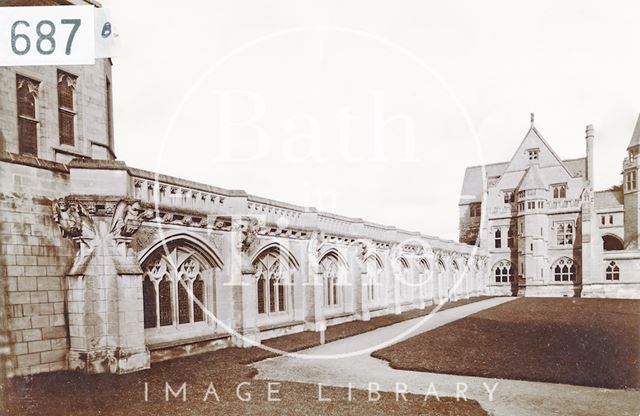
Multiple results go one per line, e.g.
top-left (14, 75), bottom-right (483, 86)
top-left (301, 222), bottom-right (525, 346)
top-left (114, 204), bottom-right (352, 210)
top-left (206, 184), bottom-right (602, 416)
top-left (55, 198), bottom-right (151, 374)
top-left (233, 272), bottom-right (259, 347)
top-left (306, 271), bottom-right (325, 331)
top-left (66, 232), bottom-right (149, 374)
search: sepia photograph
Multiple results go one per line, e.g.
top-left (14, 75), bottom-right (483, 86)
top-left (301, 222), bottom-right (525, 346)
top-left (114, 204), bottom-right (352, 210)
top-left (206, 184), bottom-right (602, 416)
top-left (0, 0), bottom-right (639, 415)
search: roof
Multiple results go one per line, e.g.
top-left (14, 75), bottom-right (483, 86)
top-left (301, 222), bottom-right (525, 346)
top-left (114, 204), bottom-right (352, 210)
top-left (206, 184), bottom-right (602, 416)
top-left (594, 189), bottom-right (624, 210)
top-left (628, 114), bottom-right (640, 151)
top-left (460, 157), bottom-right (586, 204)
top-left (518, 164), bottom-right (547, 190)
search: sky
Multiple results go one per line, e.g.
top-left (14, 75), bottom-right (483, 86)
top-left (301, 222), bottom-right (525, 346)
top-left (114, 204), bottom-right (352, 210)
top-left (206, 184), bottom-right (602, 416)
top-left (100, 0), bottom-right (640, 241)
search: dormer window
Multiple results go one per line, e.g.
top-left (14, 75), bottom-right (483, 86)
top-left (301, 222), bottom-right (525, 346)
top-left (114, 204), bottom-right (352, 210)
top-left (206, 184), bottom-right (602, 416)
top-left (527, 148), bottom-right (539, 160)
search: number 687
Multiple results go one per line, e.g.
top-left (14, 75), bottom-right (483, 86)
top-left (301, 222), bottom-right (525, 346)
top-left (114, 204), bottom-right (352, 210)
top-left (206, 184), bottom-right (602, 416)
top-left (11, 19), bottom-right (81, 56)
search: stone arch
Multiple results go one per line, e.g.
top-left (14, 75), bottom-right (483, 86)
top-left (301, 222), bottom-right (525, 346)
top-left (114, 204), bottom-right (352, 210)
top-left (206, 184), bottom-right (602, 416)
top-left (138, 231), bottom-right (223, 268)
top-left (251, 241), bottom-right (300, 269)
top-left (140, 234), bottom-right (222, 335)
top-left (602, 234), bottom-right (624, 251)
top-left (318, 247), bottom-right (349, 270)
top-left (417, 257), bottom-right (431, 274)
top-left (363, 252), bottom-right (384, 304)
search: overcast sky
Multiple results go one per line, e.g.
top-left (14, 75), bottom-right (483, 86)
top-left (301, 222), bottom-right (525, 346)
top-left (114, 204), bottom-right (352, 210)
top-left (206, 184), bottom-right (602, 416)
top-left (101, 0), bottom-right (640, 241)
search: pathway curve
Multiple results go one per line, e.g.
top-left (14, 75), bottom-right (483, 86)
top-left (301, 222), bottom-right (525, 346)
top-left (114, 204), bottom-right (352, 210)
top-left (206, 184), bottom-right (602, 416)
top-left (252, 297), bottom-right (640, 415)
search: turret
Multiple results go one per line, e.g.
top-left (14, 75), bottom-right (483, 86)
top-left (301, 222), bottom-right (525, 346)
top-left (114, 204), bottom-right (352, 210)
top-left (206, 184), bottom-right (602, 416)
top-left (623, 114), bottom-right (640, 248)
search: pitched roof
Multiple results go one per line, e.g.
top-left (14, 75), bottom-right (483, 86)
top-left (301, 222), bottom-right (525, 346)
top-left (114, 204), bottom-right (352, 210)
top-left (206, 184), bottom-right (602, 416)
top-left (594, 189), bottom-right (624, 209)
top-left (459, 156), bottom-right (585, 204)
top-left (628, 114), bottom-right (640, 151)
top-left (518, 164), bottom-right (547, 190)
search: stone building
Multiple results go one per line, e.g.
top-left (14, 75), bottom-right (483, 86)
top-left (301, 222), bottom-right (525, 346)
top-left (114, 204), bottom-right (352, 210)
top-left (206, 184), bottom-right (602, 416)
top-left (0, 3), bottom-right (486, 377)
top-left (459, 114), bottom-right (640, 298)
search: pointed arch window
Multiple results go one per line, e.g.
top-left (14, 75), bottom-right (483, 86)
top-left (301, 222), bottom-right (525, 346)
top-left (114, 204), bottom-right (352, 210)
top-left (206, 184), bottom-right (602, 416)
top-left (397, 257), bottom-right (411, 301)
top-left (552, 258), bottom-right (577, 282)
top-left (320, 256), bottom-right (342, 307)
top-left (365, 257), bottom-right (382, 304)
top-left (552, 184), bottom-right (567, 199)
top-left (254, 250), bottom-right (291, 315)
top-left (605, 261), bottom-right (620, 281)
top-left (493, 260), bottom-right (514, 283)
top-left (142, 245), bottom-right (212, 330)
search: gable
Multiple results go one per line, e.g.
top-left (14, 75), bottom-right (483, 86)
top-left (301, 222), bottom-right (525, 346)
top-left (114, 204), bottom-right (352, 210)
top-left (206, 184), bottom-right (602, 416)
top-left (503, 126), bottom-right (573, 175)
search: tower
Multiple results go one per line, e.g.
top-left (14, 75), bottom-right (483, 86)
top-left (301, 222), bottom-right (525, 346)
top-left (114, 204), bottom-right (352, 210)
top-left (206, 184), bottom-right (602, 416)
top-left (623, 115), bottom-right (640, 249)
top-left (516, 163), bottom-right (549, 295)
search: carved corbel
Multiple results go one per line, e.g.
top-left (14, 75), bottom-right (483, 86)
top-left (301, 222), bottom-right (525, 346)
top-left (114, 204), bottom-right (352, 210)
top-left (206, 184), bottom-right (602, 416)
top-left (52, 198), bottom-right (95, 242)
top-left (109, 200), bottom-right (146, 238)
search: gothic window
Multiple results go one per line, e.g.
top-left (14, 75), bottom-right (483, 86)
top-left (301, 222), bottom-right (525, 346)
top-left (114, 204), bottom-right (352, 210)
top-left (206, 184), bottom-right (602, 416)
top-left (493, 260), bottom-right (514, 283)
top-left (16, 75), bottom-right (40, 156)
top-left (57, 71), bottom-right (77, 146)
top-left (552, 184), bottom-right (567, 199)
top-left (609, 215), bottom-right (613, 225)
top-left (320, 255), bottom-right (341, 307)
top-left (552, 258), bottom-right (577, 282)
top-left (254, 250), bottom-right (291, 315)
top-left (365, 257), bottom-right (382, 304)
top-left (494, 229), bottom-right (502, 248)
top-left (142, 245), bottom-right (211, 330)
top-left (397, 257), bottom-right (411, 300)
top-left (605, 261), bottom-right (620, 280)
top-left (556, 223), bottom-right (574, 246)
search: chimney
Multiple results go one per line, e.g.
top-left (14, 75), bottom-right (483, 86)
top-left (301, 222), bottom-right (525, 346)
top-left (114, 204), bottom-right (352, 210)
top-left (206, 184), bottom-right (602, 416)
top-left (585, 124), bottom-right (594, 187)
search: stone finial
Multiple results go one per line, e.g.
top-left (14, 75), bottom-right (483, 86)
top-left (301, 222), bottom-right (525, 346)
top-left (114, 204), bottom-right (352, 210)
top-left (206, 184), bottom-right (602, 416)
top-left (530, 113), bottom-right (535, 125)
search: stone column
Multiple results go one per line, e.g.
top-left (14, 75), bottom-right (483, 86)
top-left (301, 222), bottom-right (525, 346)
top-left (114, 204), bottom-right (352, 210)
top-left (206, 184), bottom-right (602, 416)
top-left (56, 198), bottom-right (151, 374)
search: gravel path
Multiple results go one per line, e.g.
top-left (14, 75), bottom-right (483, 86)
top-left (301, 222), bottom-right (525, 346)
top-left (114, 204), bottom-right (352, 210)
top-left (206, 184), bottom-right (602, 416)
top-left (252, 297), bottom-right (640, 416)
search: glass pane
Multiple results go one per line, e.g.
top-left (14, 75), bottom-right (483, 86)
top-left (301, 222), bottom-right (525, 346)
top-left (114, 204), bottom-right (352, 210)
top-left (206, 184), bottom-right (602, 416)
top-left (193, 279), bottom-right (204, 322)
top-left (59, 110), bottom-right (74, 145)
top-left (143, 278), bottom-right (157, 329)
top-left (18, 118), bottom-right (38, 156)
top-left (257, 276), bottom-right (265, 314)
top-left (178, 280), bottom-right (190, 324)
top-left (278, 281), bottom-right (286, 311)
top-left (159, 279), bottom-right (172, 326)
top-left (269, 277), bottom-right (276, 313)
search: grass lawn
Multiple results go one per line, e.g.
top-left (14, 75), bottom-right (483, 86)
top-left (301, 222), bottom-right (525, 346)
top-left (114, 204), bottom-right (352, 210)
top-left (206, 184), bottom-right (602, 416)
top-left (372, 298), bottom-right (640, 389)
top-left (6, 297), bottom-right (491, 416)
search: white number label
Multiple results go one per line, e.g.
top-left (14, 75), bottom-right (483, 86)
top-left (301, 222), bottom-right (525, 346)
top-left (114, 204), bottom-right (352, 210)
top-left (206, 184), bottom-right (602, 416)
top-left (0, 6), bottom-right (94, 66)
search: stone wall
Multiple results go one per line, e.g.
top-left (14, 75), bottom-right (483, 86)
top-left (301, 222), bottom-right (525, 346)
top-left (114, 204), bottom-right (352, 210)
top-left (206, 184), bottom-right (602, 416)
top-left (0, 157), bottom-right (490, 377)
top-left (0, 157), bottom-right (76, 376)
